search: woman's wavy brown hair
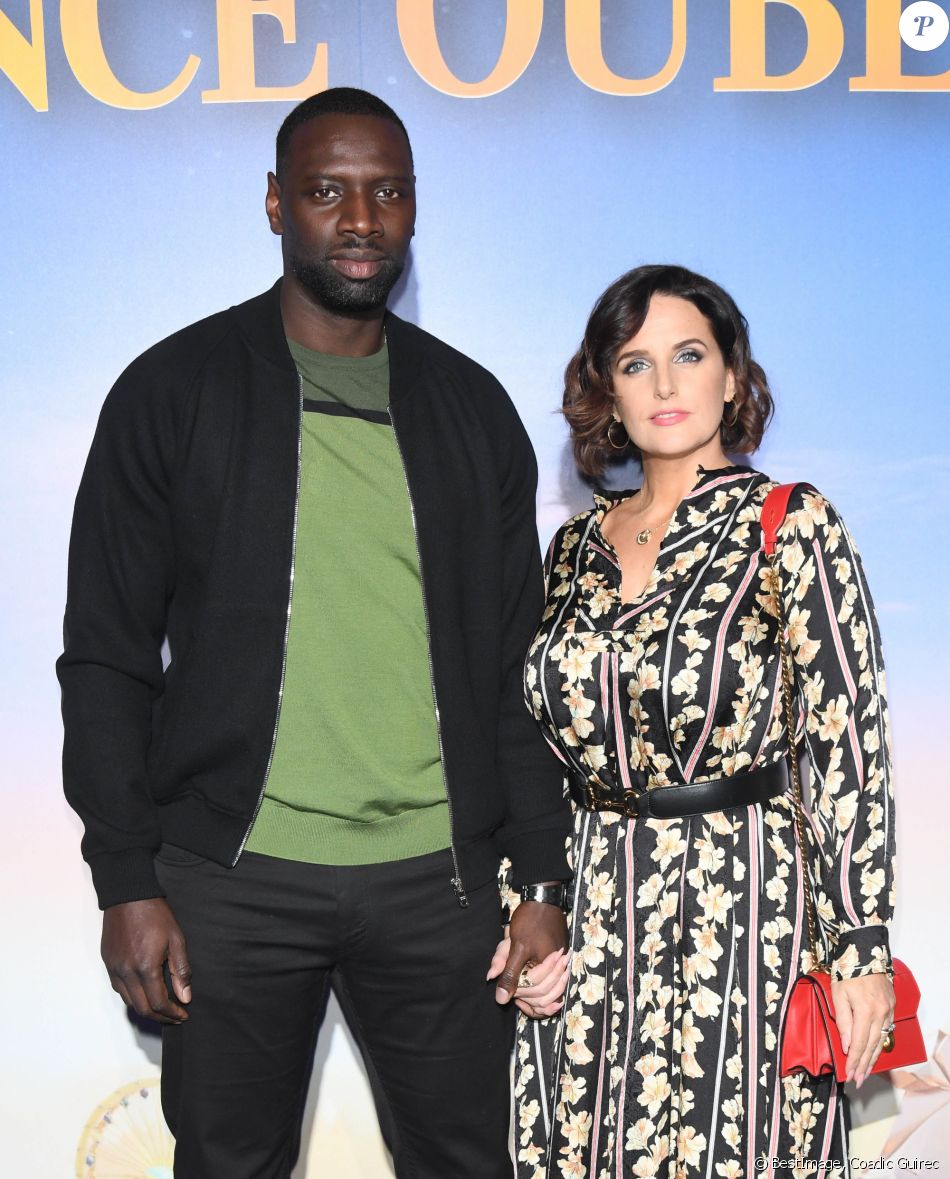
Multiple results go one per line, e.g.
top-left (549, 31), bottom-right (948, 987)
top-left (563, 264), bottom-right (774, 479)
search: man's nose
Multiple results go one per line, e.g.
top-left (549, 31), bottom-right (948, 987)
top-left (337, 191), bottom-right (382, 238)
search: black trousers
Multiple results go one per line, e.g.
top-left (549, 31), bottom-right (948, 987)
top-left (155, 845), bottom-right (514, 1179)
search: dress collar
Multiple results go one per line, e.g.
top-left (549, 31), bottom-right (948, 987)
top-left (593, 463), bottom-right (757, 517)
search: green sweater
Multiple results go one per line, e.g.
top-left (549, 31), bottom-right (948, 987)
top-left (244, 338), bottom-right (450, 864)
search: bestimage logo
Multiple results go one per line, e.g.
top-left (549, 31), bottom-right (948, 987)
top-left (1, 0), bottom-right (949, 112)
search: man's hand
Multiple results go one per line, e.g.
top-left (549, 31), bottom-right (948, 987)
top-left (830, 971), bottom-right (896, 1086)
top-left (101, 898), bottom-right (192, 1025)
top-left (488, 899), bottom-right (569, 1017)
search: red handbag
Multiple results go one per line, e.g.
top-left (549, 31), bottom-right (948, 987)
top-left (781, 958), bottom-right (925, 1081)
top-left (760, 484), bottom-right (926, 1082)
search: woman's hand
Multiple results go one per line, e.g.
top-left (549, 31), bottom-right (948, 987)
top-left (830, 971), bottom-right (896, 1085)
top-left (487, 936), bottom-right (570, 1019)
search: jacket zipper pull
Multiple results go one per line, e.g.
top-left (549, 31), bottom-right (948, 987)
top-left (451, 876), bottom-right (469, 909)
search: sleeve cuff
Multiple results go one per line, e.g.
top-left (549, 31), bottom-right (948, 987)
top-left (830, 924), bottom-right (892, 981)
top-left (504, 826), bottom-right (572, 889)
top-left (88, 848), bottom-right (165, 911)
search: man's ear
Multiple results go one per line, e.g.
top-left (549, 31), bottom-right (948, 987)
top-left (265, 172), bottom-right (283, 236)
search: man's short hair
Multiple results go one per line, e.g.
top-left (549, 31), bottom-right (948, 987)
top-left (275, 87), bottom-right (413, 179)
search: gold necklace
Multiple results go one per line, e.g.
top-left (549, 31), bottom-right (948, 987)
top-left (634, 514), bottom-right (673, 546)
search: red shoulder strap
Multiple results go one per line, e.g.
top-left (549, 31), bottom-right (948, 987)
top-left (760, 483), bottom-right (800, 556)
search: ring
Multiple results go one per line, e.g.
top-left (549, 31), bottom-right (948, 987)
top-left (519, 969), bottom-right (534, 989)
top-left (880, 1022), bottom-right (896, 1036)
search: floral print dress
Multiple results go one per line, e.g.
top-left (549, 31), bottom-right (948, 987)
top-left (514, 466), bottom-right (895, 1179)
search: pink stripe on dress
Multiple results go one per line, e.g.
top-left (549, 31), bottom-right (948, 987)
top-left (615, 819), bottom-right (638, 1177)
top-left (684, 554), bottom-right (759, 780)
top-left (585, 819), bottom-right (611, 1170)
top-left (838, 824), bottom-right (861, 927)
top-left (820, 1081), bottom-right (838, 1162)
top-left (685, 471), bottom-right (749, 500)
top-left (589, 541), bottom-right (619, 567)
top-left (616, 586), bottom-right (675, 627)
top-left (745, 811), bottom-right (761, 1179)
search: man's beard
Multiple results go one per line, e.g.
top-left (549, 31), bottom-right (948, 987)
top-left (292, 252), bottom-right (404, 314)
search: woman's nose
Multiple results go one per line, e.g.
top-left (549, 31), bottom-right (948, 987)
top-left (655, 367), bottom-right (676, 400)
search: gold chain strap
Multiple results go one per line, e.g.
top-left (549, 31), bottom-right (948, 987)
top-left (770, 550), bottom-right (829, 974)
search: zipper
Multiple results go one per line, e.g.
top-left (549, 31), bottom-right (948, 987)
top-left (234, 378), bottom-right (304, 862)
top-left (389, 401), bottom-right (469, 908)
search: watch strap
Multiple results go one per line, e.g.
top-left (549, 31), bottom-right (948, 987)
top-left (519, 882), bottom-right (570, 910)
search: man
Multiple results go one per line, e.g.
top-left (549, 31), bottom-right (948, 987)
top-left (58, 88), bottom-right (571, 1178)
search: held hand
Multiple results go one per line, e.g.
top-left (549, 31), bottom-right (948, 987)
top-left (487, 937), bottom-right (569, 1019)
top-left (489, 900), bottom-right (569, 1010)
top-left (101, 898), bottom-right (192, 1025)
top-left (830, 972), bottom-right (896, 1086)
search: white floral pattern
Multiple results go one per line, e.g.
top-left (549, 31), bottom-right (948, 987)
top-left (515, 467), bottom-right (895, 1177)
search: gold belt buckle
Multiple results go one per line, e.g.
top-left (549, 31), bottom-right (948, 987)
top-left (621, 793), bottom-right (640, 818)
top-left (584, 782), bottom-right (639, 818)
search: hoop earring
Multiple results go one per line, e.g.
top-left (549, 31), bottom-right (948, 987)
top-left (723, 400), bottom-right (740, 429)
top-left (607, 418), bottom-right (629, 450)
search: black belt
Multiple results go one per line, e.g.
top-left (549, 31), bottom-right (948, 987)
top-left (570, 758), bottom-right (789, 820)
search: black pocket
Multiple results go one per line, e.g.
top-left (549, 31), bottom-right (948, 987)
top-left (154, 842), bottom-right (208, 867)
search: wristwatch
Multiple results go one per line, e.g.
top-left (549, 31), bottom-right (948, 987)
top-left (519, 881), bottom-right (571, 910)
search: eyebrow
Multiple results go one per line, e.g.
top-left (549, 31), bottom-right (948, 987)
top-left (615, 337), bottom-right (708, 365)
top-left (297, 170), bottom-right (415, 185)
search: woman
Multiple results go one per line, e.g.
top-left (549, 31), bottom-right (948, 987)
top-left (508, 265), bottom-right (896, 1176)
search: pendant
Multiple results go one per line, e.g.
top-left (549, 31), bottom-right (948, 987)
top-left (636, 528), bottom-right (652, 546)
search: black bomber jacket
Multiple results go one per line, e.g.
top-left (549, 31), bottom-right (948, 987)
top-left (58, 282), bottom-right (571, 910)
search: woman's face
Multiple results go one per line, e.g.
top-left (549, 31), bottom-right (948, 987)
top-left (611, 294), bottom-right (736, 466)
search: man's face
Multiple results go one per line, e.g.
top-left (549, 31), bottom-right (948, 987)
top-left (266, 114), bottom-right (416, 315)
